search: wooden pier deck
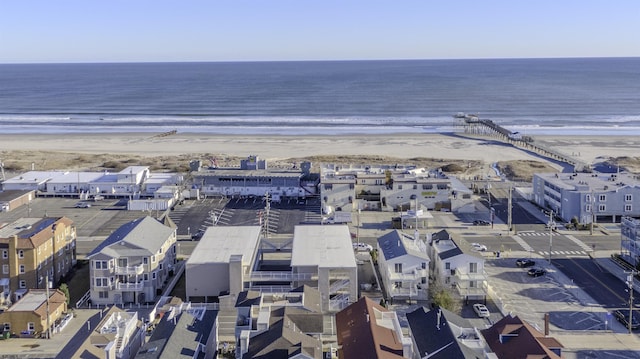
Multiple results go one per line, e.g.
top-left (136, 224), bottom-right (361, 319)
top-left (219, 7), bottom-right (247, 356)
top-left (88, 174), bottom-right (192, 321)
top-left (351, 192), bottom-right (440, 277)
top-left (454, 113), bottom-right (590, 172)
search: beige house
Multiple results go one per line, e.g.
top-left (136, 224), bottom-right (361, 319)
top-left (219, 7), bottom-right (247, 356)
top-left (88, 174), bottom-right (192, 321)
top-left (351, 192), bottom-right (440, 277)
top-left (0, 288), bottom-right (67, 338)
top-left (0, 217), bottom-right (76, 304)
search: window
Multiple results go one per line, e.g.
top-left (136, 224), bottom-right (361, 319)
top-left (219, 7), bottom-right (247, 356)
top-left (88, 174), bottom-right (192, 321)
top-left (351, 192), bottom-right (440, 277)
top-left (19, 280), bottom-right (26, 288)
top-left (394, 263), bottom-right (402, 273)
top-left (18, 250), bottom-right (24, 259)
top-left (324, 184), bottom-right (333, 190)
top-left (469, 262), bottom-right (478, 273)
top-left (19, 265), bottom-right (25, 274)
top-left (469, 281), bottom-right (476, 288)
top-left (2, 250), bottom-right (6, 259)
top-left (626, 194), bottom-right (633, 202)
top-left (599, 194), bottom-right (606, 202)
top-left (394, 281), bottom-right (402, 288)
top-left (143, 257), bottom-right (148, 265)
top-left (172, 246), bottom-right (176, 254)
top-left (397, 185), bottom-right (403, 190)
top-left (159, 263), bottom-right (163, 270)
top-left (94, 260), bottom-right (108, 269)
top-left (421, 262), bottom-right (426, 269)
top-left (152, 271), bottom-right (157, 279)
top-left (625, 204), bottom-right (632, 212)
top-left (413, 184), bottom-right (418, 190)
top-left (28, 322), bottom-right (35, 331)
top-left (95, 278), bottom-right (109, 287)
top-left (117, 258), bottom-right (128, 267)
top-left (151, 256), bottom-right (156, 263)
top-left (144, 273), bottom-right (149, 281)
top-left (3, 323), bottom-right (10, 332)
top-left (585, 194), bottom-right (591, 202)
top-left (2, 265), bottom-right (7, 274)
top-left (98, 291), bottom-right (109, 299)
top-left (599, 204), bottom-right (606, 212)
top-left (585, 204), bottom-right (592, 212)
top-left (445, 262), bottom-right (451, 270)
top-left (421, 277), bottom-right (427, 284)
top-left (445, 277), bottom-right (450, 284)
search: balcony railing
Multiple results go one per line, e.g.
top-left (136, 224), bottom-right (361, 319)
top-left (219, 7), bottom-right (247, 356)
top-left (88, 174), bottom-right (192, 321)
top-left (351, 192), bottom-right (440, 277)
top-left (455, 268), bottom-right (487, 282)
top-left (249, 271), bottom-right (315, 281)
top-left (116, 282), bottom-right (144, 291)
top-left (388, 268), bottom-right (427, 281)
top-left (114, 264), bottom-right (144, 276)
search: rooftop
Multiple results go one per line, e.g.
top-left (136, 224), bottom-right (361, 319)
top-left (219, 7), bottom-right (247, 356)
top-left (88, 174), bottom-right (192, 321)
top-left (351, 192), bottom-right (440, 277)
top-left (187, 226), bottom-right (261, 265)
top-left (290, 225), bottom-right (356, 268)
top-left (536, 171), bottom-right (640, 192)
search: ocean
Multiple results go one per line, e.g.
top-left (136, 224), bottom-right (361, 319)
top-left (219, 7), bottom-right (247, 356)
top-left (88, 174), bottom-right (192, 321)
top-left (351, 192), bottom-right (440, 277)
top-left (0, 58), bottom-right (639, 135)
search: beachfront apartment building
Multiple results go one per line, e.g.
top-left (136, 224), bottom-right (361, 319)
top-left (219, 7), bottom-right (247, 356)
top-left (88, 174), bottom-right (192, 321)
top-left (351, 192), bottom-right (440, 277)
top-left (0, 217), bottom-right (76, 305)
top-left (376, 230), bottom-right (430, 302)
top-left (320, 164), bottom-right (474, 214)
top-left (429, 230), bottom-right (487, 303)
top-left (191, 155), bottom-right (318, 201)
top-left (87, 216), bottom-right (177, 306)
top-left (532, 172), bottom-right (640, 223)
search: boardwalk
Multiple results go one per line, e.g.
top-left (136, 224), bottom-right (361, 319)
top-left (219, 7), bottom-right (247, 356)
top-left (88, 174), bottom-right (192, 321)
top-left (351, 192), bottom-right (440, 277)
top-left (454, 113), bottom-right (590, 172)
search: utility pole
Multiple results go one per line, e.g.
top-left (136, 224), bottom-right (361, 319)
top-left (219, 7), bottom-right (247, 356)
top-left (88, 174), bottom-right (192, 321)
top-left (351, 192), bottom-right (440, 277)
top-left (590, 190), bottom-right (595, 236)
top-left (42, 275), bottom-right (51, 339)
top-left (507, 184), bottom-right (513, 234)
top-left (548, 210), bottom-right (555, 264)
top-left (626, 270), bottom-right (637, 334)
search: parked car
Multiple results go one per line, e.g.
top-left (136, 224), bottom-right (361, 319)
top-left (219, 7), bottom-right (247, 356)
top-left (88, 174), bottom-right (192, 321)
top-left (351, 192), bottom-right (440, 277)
top-left (473, 303), bottom-right (490, 318)
top-left (471, 243), bottom-right (488, 251)
top-left (527, 267), bottom-right (546, 277)
top-left (352, 243), bottom-right (373, 252)
top-left (75, 202), bottom-right (91, 208)
top-left (473, 220), bottom-right (490, 226)
top-left (516, 258), bottom-right (536, 268)
top-left (614, 310), bottom-right (640, 330)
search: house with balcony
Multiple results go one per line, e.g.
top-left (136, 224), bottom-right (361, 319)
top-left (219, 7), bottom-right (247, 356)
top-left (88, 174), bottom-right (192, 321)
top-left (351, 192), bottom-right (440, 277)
top-left (336, 296), bottom-right (413, 359)
top-left (320, 164), bottom-right (473, 214)
top-left (376, 230), bottom-right (430, 302)
top-left (428, 230), bottom-right (487, 303)
top-left (0, 288), bottom-right (67, 338)
top-left (406, 305), bottom-right (489, 359)
top-left (71, 306), bottom-right (144, 359)
top-left (532, 171), bottom-right (640, 223)
top-left (0, 217), bottom-right (76, 304)
top-left (87, 216), bottom-right (177, 306)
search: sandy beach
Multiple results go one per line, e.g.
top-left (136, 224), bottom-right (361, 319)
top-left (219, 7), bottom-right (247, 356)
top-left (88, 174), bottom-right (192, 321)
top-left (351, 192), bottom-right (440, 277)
top-left (0, 133), bottom-right (639, 178)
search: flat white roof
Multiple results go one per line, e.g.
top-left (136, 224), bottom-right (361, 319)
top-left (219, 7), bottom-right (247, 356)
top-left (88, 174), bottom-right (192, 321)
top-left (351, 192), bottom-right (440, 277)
top-left (46, 171), bottom-right (106, 184)
top-left (119, 166), bottom-right (149, 174)
top-left (3, 171), bottom-right (68, 184)
top-left (187, 226), bottom-right (261, 265)
top-left (291, 225), bottom-right (356, 268)
top-left (0, 218), bottom-right (41, 238)
top-left (9, 291), bottom-right (47, 312)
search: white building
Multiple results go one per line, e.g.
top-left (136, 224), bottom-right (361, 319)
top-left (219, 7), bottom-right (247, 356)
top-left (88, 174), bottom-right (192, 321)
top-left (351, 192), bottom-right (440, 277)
top-left (87, 216), bottom-right (177, 305)
top-left (429, 230), bottom-right (487, 302)
top-left (290, 225), bottom-right (358, 312)
top-left (185, 226), bottom-right (262, 301)
top-left (376, 230), bottom-right (430, 302)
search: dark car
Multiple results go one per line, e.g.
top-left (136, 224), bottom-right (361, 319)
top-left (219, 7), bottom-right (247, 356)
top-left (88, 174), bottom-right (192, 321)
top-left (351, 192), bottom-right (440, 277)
top-left (527, 267), bottom-right (546, 277)
top-left (614, 310), bottom-right (640, 330)
top-left (516, 258), bottom-right (536, 268)
top-left (473, 220), bottom-right (490, 226)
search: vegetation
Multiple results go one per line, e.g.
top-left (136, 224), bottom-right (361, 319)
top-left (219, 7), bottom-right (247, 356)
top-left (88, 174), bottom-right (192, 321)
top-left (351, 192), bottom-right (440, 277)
top-left (58, 283), bottom-right (70, 305)
top-left (430, 284), bottom-right (461, 313)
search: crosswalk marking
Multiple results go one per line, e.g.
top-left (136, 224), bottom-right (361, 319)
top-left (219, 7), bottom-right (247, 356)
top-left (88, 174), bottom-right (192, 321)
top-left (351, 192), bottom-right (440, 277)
top-left (512, 235), bottom-right (534, 252)
top-left (539, 250), bottom-right (588, 256)
top-left (517, 232), bottom-right (559, 237)
top-left (565, 234), bottom-right (594, 252)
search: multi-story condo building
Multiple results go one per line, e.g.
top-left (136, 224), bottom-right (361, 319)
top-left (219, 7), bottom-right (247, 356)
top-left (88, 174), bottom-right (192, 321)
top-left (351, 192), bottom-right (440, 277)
top-left (320, 164), bottom-right (473, 213)
top-left (376, 230), bottom-right (430, 302)
top-left (0, 217), bottom-right (76, 303)
top-left (87, 216), bottom-right (177, 306)
top-left (621, 216), bottom-right (640, 269)
top-left (532, 172), bottom-right (640, 223)
top-left (429, 230), bottom-right (487, 303)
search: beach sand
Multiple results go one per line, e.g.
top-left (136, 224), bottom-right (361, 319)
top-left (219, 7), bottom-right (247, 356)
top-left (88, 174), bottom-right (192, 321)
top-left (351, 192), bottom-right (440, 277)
top-left (0, 133), bottom-right (638, 178)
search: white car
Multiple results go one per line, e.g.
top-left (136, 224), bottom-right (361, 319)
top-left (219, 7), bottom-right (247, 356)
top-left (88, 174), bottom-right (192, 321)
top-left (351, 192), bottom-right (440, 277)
top-left (75, 202), bottom-right (91, 208)
top-left (352, 243), bottom-right (373, 252)
top-left (473, 303), bottom-right (490, 318)
top-left (471, 243), bottom-right (488, 251)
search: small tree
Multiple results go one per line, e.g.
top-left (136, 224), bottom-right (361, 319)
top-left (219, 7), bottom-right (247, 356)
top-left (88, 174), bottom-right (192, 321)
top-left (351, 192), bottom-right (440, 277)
top-left (59, 283), bottom-right (70, 306)
top-left (430, 283), bottom-right (462, 313)
top-left (570, 216), bottom-right (579, 230)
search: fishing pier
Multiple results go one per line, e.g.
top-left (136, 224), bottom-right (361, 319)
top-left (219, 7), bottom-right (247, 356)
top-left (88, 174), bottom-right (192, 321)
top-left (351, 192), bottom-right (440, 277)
top-left (454, 113), bottom-right (590, 172)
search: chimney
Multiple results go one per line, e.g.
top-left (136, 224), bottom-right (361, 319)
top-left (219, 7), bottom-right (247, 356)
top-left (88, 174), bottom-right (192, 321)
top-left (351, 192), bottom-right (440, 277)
top-left (544, 313), bottom-right (550, 336)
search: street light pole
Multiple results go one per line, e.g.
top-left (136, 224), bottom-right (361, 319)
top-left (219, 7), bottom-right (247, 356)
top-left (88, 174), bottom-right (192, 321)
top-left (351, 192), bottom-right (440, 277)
top-left (41, 275), bottom-right (51, 339)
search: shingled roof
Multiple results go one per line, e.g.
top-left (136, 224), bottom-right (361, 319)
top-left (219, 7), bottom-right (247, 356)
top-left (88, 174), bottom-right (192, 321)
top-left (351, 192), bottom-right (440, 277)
top-left (480, 315), bottom-right (563, 359)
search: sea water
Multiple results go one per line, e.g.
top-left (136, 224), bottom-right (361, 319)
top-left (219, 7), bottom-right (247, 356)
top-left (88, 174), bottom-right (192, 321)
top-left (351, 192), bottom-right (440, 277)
top-left (0, 58), bottom-right (639, 135)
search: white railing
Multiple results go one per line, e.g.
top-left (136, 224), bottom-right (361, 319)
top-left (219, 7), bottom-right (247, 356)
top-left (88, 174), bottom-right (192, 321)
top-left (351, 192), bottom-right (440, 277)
top-left (116, 282), bottom-right (144, 291)
top-left (114, 264), bottom-right (144, 275)
top-left (455, 269), bottom-right (487, 282)
top-left (249, 271), bottom-right (315, 281)
top-left (330, 279), bottom-right (350, 293)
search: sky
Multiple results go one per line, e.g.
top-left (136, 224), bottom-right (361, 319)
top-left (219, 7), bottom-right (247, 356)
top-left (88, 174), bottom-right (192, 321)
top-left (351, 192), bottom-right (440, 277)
top-left (1, 0), bottom-right (639, 63)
